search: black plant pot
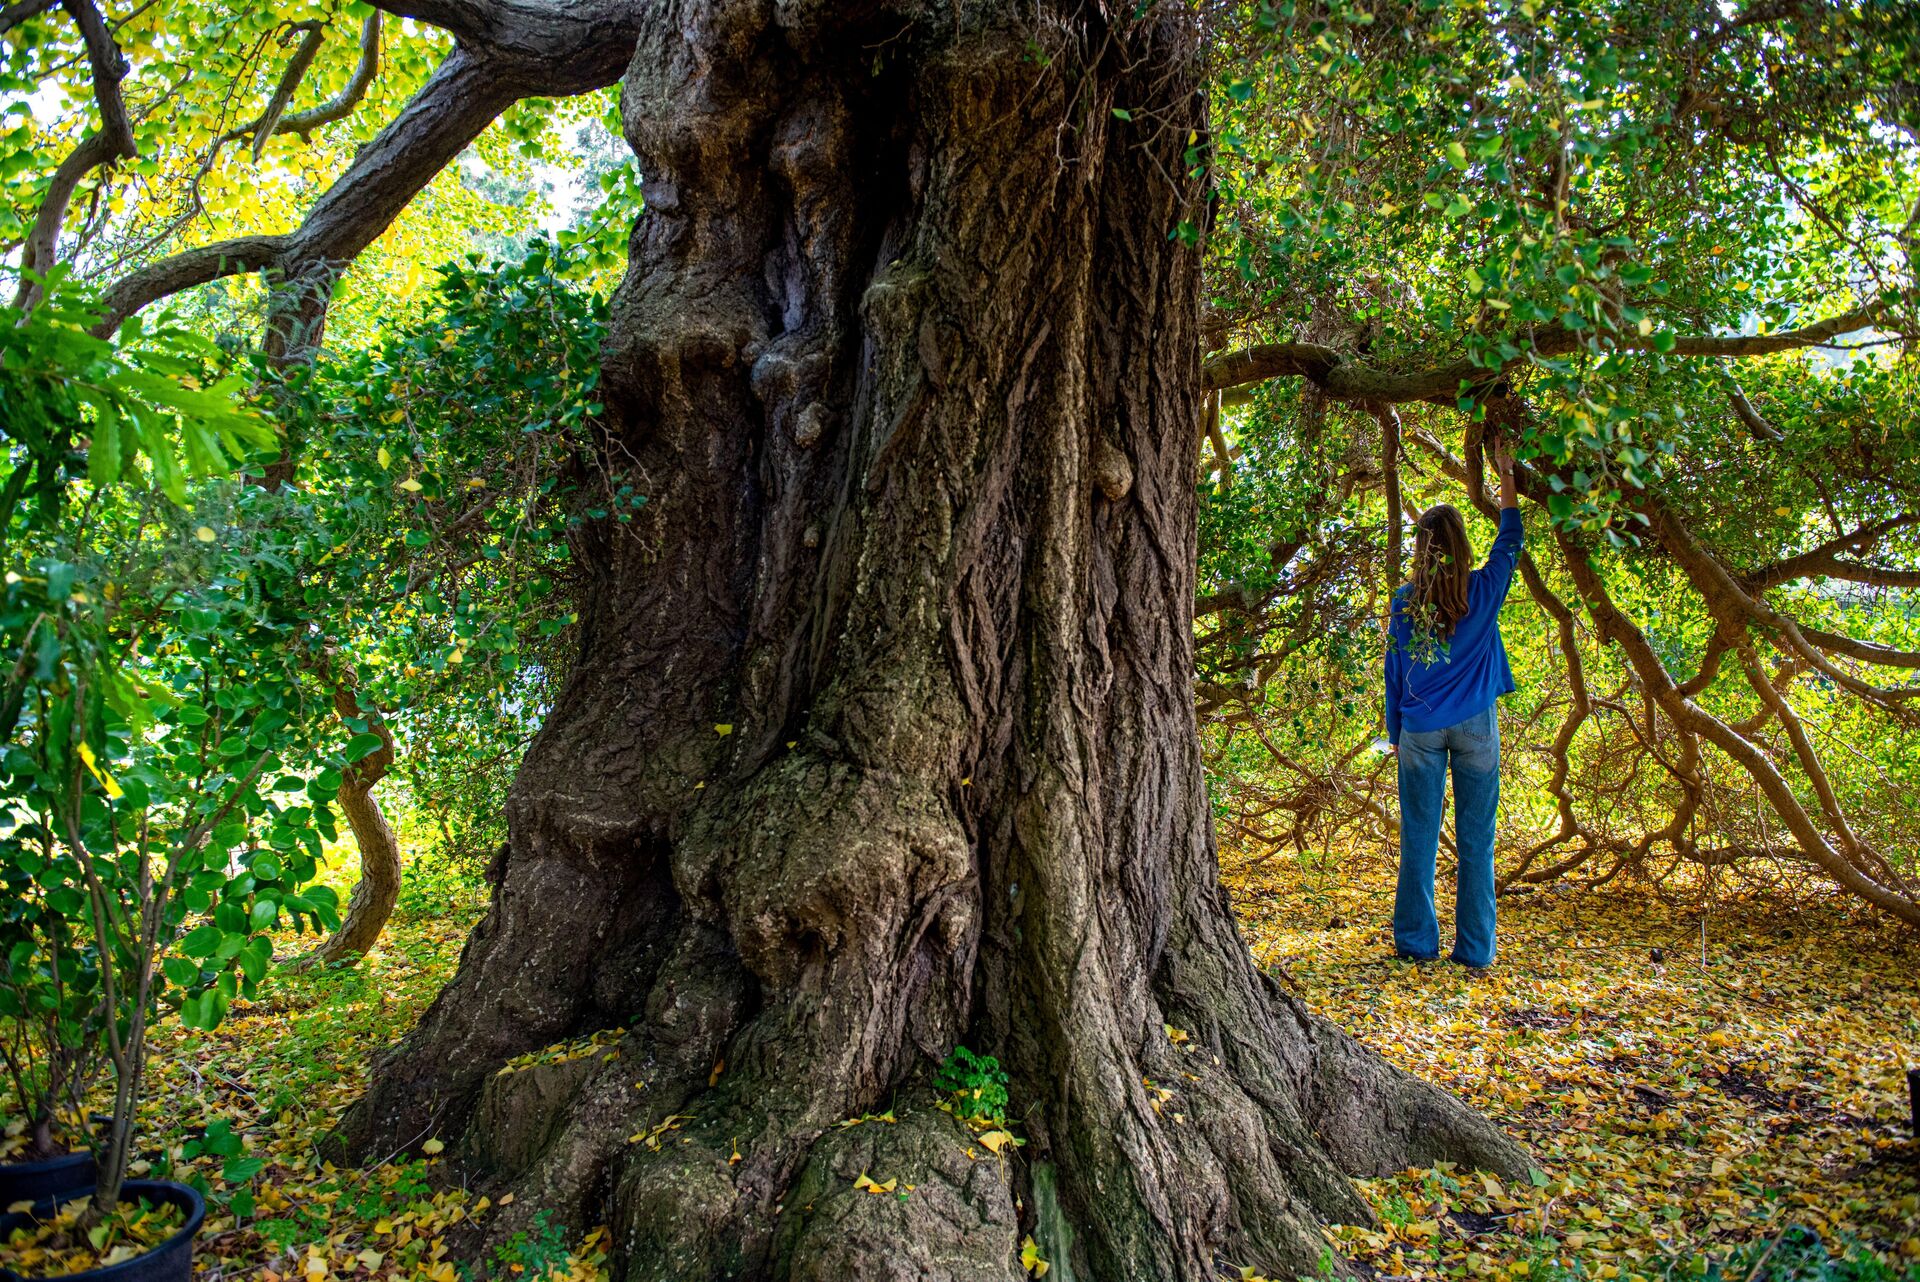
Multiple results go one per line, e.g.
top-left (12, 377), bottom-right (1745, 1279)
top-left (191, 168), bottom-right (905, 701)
top-left (0, 1152), bottom-right (95, 1209)
top-left (0, 1180), bottom-right (205, 1282)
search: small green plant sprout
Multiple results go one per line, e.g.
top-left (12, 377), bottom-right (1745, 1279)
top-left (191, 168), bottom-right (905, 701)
top-left (483, 1208), bottom-right (573, 1280)
top-left (934, 1045), bottom-right (1009, 1127)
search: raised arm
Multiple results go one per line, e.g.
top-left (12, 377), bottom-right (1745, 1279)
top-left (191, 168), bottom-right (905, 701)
top-left (1481, 441), bottom-right (1524, 599)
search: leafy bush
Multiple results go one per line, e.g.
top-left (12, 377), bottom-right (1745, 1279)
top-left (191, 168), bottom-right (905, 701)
top-left (0, 277), bottom-right (342, 1206)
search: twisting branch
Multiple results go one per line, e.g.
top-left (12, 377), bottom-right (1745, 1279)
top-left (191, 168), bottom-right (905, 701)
top-left (1637, 489), bottom-right (1920, 708)
top-left (1552, 521), bottom-right (1920, 925)
top-left (1200, 388), bottom-right (1230, 490)
top-left (1797, 627), bottom-right (1920, 669)
top-left (1727, 382), bottom-right (1783, 441)
top-left (13, 0), bottom-right (138, 310)
top-left (63, 0), bottom-right (134, 157)
top-left (273, 11), bottom-right (382, 139)
top-left (1374, 404), bottom-right (1402, 587)
top-left (1408, 395), bottom-right (1920, 916)
top-left (248, 21), bottom-right (327, 160)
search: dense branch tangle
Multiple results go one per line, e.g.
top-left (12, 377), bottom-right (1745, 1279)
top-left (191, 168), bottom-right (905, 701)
top-left (1199, 294), bottom-right (1920, 925)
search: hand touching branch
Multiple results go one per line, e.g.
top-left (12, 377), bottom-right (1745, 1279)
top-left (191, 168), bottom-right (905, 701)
top-left (1492, 437), bottom-right (1518, 511)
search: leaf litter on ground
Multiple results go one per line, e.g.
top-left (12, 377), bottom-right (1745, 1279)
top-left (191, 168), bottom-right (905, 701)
top-left (1226, 850), bottom-right (1920, 1282)
top-left (18, 853), bottom-right (1916, 1281)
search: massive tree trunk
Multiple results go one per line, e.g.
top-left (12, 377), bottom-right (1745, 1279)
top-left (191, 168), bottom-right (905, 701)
top-left (334, 4), bottom-right (1524, 1277)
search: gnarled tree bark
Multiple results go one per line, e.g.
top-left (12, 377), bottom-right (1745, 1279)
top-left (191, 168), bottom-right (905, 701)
top-left (333, 5), bottom-right (1524, 1278)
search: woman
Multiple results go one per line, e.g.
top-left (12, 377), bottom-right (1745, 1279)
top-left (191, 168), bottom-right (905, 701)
top-left (1384, 442), bottom-right (1521, 970)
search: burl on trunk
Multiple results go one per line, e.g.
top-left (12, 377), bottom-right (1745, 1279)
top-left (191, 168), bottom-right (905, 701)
top-left (333, 4), bottom-right (1525, 1278)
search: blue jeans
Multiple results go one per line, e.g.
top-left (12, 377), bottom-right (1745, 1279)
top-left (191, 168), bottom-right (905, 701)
top-left (1394, 703), bottom-right (1500, 967)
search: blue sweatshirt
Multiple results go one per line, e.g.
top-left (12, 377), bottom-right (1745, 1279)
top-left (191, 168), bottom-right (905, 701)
top-left (1384, 506), bottom-right (1524, 744)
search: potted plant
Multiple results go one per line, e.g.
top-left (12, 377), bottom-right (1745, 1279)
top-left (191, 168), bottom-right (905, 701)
top-left (0, 549), bottom-right (346, 1277)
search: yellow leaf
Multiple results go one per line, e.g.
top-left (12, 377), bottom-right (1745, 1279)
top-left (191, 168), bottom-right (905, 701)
top-left (194, 525), bottom-right (216, 542)
top-left (76, 741), bottom-right (124, 799)
top-left (1022, 1235), bottom-right (1049, 1277)
top-left (422, 1138), bottom-right (445, 1155)
top-left (1165, 1025), bottom-right (1189, 1044)
top-left (715, 723), bottom-right (733, 736)
top-left (978, 1130), bottom-right (1015, 1154)
top-left (1774, 507), bottom-right (1792, 517)
top-left (399, 477), bottom-right (424, 493)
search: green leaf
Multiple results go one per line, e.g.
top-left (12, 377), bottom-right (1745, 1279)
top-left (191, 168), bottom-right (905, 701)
top-left (163, 957), bottom-right (199, 987)
top-left (220, 1156), bottom-right (266, 1184)
top-left (181, 923), bottom-right (222, 957)
top-left (342, 732), bottom-right (384, 763)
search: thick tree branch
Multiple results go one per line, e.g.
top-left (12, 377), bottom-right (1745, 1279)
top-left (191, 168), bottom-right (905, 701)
top-left (1743, 514), bottom-right (1920, 589)
top-left (12, 0), bottom-right (137, 309)
top-left (1727, 383), bottom-right (1783, 441)
top-left (1798, 626), bottom-right (1920, 669)
top-left (95, 48), bottom-right (522, 332)
top-left (94, 236), bottom-right (288, 329)
top-left (0, 0), bottom-right (56, 38)
top-left (366, 0), bottom-right (641, 89)
top-left (64, 0), bottom-right (134, 158)
top-left (1553, 523), bottom-right (1920, 925)
top-left (1204, 299), bottom-right (1906, 401)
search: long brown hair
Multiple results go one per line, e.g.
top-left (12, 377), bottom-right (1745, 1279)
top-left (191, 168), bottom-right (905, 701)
top-left (1409, 503), bottom-right (1472, 642)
